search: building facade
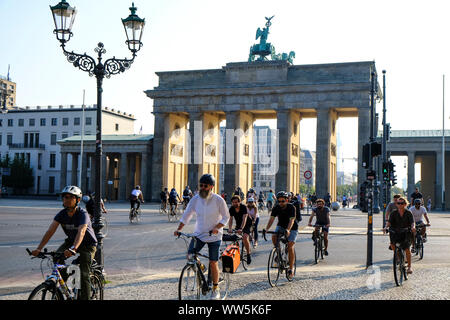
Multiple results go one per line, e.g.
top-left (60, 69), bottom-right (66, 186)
top-left (0, 75), bottom-right (16, 110)
top-left (0, 105), bottom-right (135, 194)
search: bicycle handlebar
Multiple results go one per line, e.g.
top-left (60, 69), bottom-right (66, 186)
top-left (26, 248), bottom-right (66, 260)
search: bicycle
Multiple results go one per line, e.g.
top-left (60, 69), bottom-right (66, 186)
top-left (168, 202), bottom-right (182, 222)
top-left (262, 229), bottom-right (296, 287)
top-left (176, 232), bottom-right (231, 300)
top-left (159, 199), bottom-right (168, 215)
top-left (129, 201), bottom-right (142, 223)
top-left (224, 228), bottom-right (251, 271)
top-left (258, 201), bottom-right (265, 213)
top-left (388, 228), bottom-right (410, 286)
top-left (413, 224), bottom-right (428, 260)
top-left (312, 225), bottom-right (326, 264)
top-left (26, 248), bottom-right (104, 300)
top-left (266, 201), bottom-right (273, 214)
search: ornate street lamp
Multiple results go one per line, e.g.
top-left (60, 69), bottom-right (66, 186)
top-left (50, 1), bottom-right (145, 269)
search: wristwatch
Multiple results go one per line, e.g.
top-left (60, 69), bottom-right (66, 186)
top-left (69, 246), bottom-right (77, 254)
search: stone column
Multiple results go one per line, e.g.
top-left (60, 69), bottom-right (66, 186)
top-left (60, 152), bottom-right (68, 190)
top-left (129, 154), bottom-right (136, 189)
top-left (188, 112), bottom-right (203, 190)
top-left (275, 110), bottom-right (289, 193)
top-left (315, 109), bottom-right (337, 200)
top-left (407, 151), bottom-right (416, 201)
top-left (141, 152), bottom-right (149, 200)
top-left (358, 107), bottom-right (371, 200)
top-left (119, 152), bottom-right (128, 200)
top-left (71, 153), bottom-right (79, 186)
top-left (80, 152), bottom-right (88, 193)
top-left (151, 113), bottom-right (167, 201)
top-left (224, 111), bottom-right (239, 197)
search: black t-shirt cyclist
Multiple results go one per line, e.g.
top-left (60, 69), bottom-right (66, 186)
top-left (229, 204), bottom-right (252, 232)
top-left (271, 203), bottom-right (298, 231)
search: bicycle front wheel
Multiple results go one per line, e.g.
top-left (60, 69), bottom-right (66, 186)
top-left (179, 264), bottom-right (201, 300)
top-left (90, 275), bottom-right (104, 300)
top-left (129, 209), bottom-right (135, 223)
top-left (418, 240), bottom-right (424, 260)
top-left (28, 282), bottom-right (63, 300)
top-left (268, 247), bottom-right (281, 287)
top-left (393, 247), bottom-right (403, 286)
top-left (314, 237), bottom-right (320, 264)
top-left (241, 241), bottom-right (248, 271)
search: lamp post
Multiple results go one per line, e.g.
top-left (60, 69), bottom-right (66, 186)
top-left (50, 0), bottom-right (145, 269)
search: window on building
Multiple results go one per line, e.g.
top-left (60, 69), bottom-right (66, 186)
top-left (40, 118), bottom-right (46, 126)
top-left (0, 119), bottom-right (2, 126)
top-left (51, 118), bottom-right (57, 126)
top-left (7, 134), bottom-right (12, 145)
top-left (8, 119), bottom-right (13, 127)
top-left (62, 133), bottom-right (68, 139)
top-left (38, 153), bottom-right (42, 170)
top-left (86, 117), bottom-right (92, 125)
top-left (51, 133), bottom-right (57, 145)
top-left (24, 133), bottom-right (28, 148)
top-left (73, 132), bottom-right (80, 136)
top-left (63, 118), bottom-right (69, 126)
top-left (0, 134), bottom-right (2, 145)
top-left (18, 119), bottom-right (24, 127)
top-left (115, 123), bottom-right (119, 131)
top-left (74, 117), bottom-right (80, 125)
top-left (26, 153), bottom-right (30, 165)
top-left (48, 176), bottom-right (55, 194)
top-left (29, 119), bottom-right (35, 127)
top-left (50, 153), bottom-right (56, 168)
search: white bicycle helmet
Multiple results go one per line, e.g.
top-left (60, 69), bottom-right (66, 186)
top-left (61, 185), bottom-right (83, 199)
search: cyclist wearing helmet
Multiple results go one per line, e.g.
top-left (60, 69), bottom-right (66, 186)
top-left (169, 188), bottom-right (181, 213)
top-left (84, 191), bottom-right (107, 219)
top-left (263, 191), bottom-right (297, 280)
top-left (266, 189), bottom-right (276, 212)
top-left (130, 185), bottom-right (144, 210)
top-left (182, 186), bottom-right (193, 206)
top-left (410, 198), bottom-right (431, 253)
top-left (31, 186), bottom-right (97, 300)
top-left (308, 198), bottom-right (331, 256)
top-left (174, 174), bottom-right (229, 300)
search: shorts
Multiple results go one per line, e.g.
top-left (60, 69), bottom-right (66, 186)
top-left (314, 224), bottom-right (329, 233)
top-left (169, 198), bottom-right (178, 205)
top-left (275, 226), bottom-right (298, 242)
top-left (188, 238), bottom-right (221, 262)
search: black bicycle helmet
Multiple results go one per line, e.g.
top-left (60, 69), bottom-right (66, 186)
top-left (199, 173), bottom-right (215, 186)
top-left (276, 191), bottom-right (289, 199)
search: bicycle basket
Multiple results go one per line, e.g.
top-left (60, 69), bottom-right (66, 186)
top-left (221, 244), bottom-right (240, 273)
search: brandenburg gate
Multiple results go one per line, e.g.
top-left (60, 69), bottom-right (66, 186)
top-left (145, 18), bottom-right (377, 201)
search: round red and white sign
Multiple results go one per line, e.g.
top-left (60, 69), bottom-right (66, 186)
top-left (304, 170), bottom-right (312, 180)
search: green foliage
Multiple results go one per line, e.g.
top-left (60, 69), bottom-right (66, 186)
top-left (337, 183), bottom-right (358, 197)
top-left (391, 186), bottom-right (406, 197)
top-left (1, 155), bottom-right (34, 193)
top-left (299, 184), bottom-right (315, 195)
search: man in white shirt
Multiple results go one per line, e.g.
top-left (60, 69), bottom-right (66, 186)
top-left (174, 174), bottom-right (229, 300)
top-left (130, 185), bottom-right (144, 210)
top-left (410, 199), bottom-right (431, 252)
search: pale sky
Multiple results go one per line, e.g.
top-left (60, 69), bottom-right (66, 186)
top-left (1, 0), bottom-right (449, 187)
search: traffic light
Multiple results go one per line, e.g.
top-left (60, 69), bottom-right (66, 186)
top-left (382, 161), bottom-right (390, 181)
top-left (389, 160), bottom-right (397, 186)
top-left (385, 123), bottom-right (391, 142)
top-left (359, 182), bottom-right (368, 212)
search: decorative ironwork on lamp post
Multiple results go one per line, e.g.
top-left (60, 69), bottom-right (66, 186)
top-left (50, 0), bottom-right (145, 269)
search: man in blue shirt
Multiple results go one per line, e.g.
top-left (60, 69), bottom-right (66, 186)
top-left (32, 186), bottom-right (97, 300)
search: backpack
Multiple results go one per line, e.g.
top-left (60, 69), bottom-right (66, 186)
top-left (221, 244), bottom-right (241, 273)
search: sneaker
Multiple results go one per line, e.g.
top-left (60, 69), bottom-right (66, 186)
top-left (287, 269), bottom-right (294, 280)
top-left (388, 245), bottom-right (393, 251)
top-left (324, 250), bottom-right (329, 256)
top-left (411, 248), bottom-right (416, 254)
top-left (253, 242), bottom-right (258, 248)
top-left (423, 237), bottom-right (427, 243)
top-left (247, 254), bottom-right (252, 265)
top-left (211, 288), bottom-right (221, 300)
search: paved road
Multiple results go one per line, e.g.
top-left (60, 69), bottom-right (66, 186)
top-left (1, 199), bottom-right (450, 300)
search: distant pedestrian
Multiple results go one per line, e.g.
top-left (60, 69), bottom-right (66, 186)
top-left (427, 197), bottom-right (432, 212)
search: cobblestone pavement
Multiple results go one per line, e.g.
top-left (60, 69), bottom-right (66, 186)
top-left (1, 199), bottom-right (450, 300)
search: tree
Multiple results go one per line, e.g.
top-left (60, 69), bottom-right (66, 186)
top-left (1, 156), bottom-right (34, 194)
top-left (299, 184), bottom-right (315, 196)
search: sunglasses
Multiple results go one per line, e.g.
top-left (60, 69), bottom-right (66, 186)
top-left (278, 199), bottom-right (287, 203)
top-left (397, 202), bottom-right (406, 205)
top-left (199, 183), bottom-right (210, 189)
